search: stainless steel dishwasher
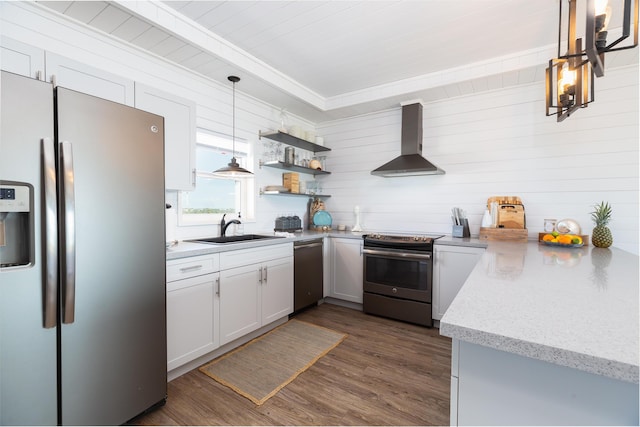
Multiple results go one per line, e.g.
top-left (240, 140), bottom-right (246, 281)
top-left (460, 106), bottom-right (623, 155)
top-left (293, 238), bottom-right (324, 312)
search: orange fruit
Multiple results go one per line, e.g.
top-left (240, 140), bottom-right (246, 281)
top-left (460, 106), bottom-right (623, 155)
top-left (542, 234), bottom-right (555, 242)
top-left (557, 235), bottom-right (573, 245)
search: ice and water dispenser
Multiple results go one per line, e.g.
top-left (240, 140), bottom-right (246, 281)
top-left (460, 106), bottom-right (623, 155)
top-left (0, 183), bottom-right (33, 269)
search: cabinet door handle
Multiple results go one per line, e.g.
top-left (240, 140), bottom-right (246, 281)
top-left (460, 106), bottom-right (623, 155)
top-left (263, 266), bottom-right (268, 283)
top-left (179, 264), bottom-right (203, 273)
top-left (258, 267), bottom-right (263, 284)
top-left (216, 277), bottom-right (220, 297)
top-left (192, 168), bottom-right (196, 186)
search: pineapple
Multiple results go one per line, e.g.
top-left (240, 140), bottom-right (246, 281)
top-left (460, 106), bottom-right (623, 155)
top-left (590, 201), bottom-right (613, 248)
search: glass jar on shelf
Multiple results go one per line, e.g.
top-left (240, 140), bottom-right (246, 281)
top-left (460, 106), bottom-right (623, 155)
top-left (544, 219), bottom-right (557, 233)
top-left (274, 142), bottom-right (283, 162)
top-left (318, 155), bottom-right (327, 171)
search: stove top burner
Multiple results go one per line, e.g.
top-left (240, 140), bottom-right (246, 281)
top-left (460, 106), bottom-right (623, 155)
top-left (363, 233), bottom-right (443, 252)
top-left (364, 233), bottom-right (443, 244)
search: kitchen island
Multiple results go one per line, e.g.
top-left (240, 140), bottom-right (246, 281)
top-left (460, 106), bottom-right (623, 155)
top-left (440, 241), bottom-right (639, 425)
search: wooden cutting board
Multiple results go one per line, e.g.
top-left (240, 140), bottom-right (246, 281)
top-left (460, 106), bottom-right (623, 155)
top-left (498, 204), bottom-right (525, 229)
top-left (479, 228), bottom-right (528, 242)
top-left (487, 196), bottom-right (522, 206)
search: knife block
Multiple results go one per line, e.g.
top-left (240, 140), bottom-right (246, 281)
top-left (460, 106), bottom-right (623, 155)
top-left (452, 219), bottom-right (470, 238)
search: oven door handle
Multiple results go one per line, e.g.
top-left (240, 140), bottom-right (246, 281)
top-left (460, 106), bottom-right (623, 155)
top-left (362, 248), bottom-right (431, 260)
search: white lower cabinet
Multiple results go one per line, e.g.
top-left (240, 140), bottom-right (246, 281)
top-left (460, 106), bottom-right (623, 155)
top-left (329, 237), bottom-right (363, 303)
top-left (166, 244), bottom-right (294, 371)
top-left (219, 243), bottom-right (294, 346)
top-left (433, 245), bottom-right (485, 320)
top-left (166, 254), bottom-right (220, 371)
top-left (218, 264), bottom-right (261, 345)
top-left (261, 256), bottom-right (296, 324)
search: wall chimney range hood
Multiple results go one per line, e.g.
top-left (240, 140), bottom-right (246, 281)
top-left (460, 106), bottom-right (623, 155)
top-left (371, 102), bottom-right (445, 177)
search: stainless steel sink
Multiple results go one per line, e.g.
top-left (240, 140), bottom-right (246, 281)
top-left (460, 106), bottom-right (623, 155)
top-left (189, 234), bottom-right (284, 244)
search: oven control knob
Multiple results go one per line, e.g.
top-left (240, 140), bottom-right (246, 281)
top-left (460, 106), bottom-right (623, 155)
top-left (413, 236), bottom-right (419, 241)
top-left (392, 287), bottom-right (398, 294)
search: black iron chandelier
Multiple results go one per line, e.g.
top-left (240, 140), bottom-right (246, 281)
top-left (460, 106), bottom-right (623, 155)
top-left (546, 0), bottom-right (638, 121)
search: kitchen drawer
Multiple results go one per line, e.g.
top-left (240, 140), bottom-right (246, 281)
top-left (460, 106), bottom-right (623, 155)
top-left (220, 242), bottom-right (292, 271)
top-left (167, 254), bottom-right (220, 282)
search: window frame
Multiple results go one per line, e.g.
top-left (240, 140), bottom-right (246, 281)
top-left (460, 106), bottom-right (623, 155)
top-left (177, 130), bottom-right (254, 227)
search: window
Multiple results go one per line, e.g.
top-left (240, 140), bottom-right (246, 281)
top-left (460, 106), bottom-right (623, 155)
top-left (178, 129), bottom-right (254, 225)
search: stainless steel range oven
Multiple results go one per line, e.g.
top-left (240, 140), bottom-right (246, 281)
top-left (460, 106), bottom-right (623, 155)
top-left (363, 233), bottom-right (441, 327)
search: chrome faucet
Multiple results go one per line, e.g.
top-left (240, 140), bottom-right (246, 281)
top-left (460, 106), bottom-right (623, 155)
top-left (220, 213), bottom-right (241, 237)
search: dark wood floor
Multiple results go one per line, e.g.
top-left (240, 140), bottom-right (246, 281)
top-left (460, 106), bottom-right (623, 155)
top-left (131, 303), bottom-right (452, 426)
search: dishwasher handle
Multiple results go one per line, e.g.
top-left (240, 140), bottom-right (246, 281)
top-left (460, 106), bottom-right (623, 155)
top-left (294, 241), bottom-right (323, 250)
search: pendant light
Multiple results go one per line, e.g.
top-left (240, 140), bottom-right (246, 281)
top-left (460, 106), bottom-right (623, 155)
top-left (213, 76), bottom-right (253, 178)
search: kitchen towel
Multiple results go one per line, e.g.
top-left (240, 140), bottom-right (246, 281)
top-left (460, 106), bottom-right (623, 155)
top-left (199, 319), bottom-right (348, 405)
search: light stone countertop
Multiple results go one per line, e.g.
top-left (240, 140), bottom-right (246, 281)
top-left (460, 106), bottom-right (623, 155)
top-left (439, 241), bottom-right (639, 384)
top-left (165, 230), bottom-right (364, 260)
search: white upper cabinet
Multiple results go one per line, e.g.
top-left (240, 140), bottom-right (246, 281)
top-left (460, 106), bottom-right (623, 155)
top-left (134, 84), bottom-right (196, 191)
top-left (0, 36), bottom-right (44, 79)
top-left (45, 52), bottom-right (134, 106)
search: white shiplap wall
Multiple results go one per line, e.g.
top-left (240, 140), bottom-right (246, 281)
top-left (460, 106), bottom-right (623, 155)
top-left (318, 65), bottom-right (639, 254)
top-left (2, 1), bottom-right (638, 253)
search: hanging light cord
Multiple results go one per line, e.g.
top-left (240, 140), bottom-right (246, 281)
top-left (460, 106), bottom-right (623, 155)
top-left (231, 77), bottom-right (236, 158)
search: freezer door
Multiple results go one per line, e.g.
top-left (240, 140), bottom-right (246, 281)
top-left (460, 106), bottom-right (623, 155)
top-left (0, 71), bottom-right (58, 425)
top-left (56, 88), bottom-right (167, 425)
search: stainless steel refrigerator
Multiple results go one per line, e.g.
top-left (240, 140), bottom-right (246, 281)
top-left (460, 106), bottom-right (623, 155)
top-left (0, 71), bottom-right (167, 425)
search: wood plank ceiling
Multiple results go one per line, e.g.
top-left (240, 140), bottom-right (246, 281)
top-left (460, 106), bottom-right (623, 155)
top-left (36, 1), bottom-right (638, 121)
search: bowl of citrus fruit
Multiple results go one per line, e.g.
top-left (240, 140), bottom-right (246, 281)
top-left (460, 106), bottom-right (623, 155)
top-left (541, 231), bottom-right (584, 247)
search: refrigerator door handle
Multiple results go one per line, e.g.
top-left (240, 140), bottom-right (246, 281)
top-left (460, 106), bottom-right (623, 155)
top-left (42, 137), bottom-right (58, 329)
top-left (60, 141), bottom-right (76, 324)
